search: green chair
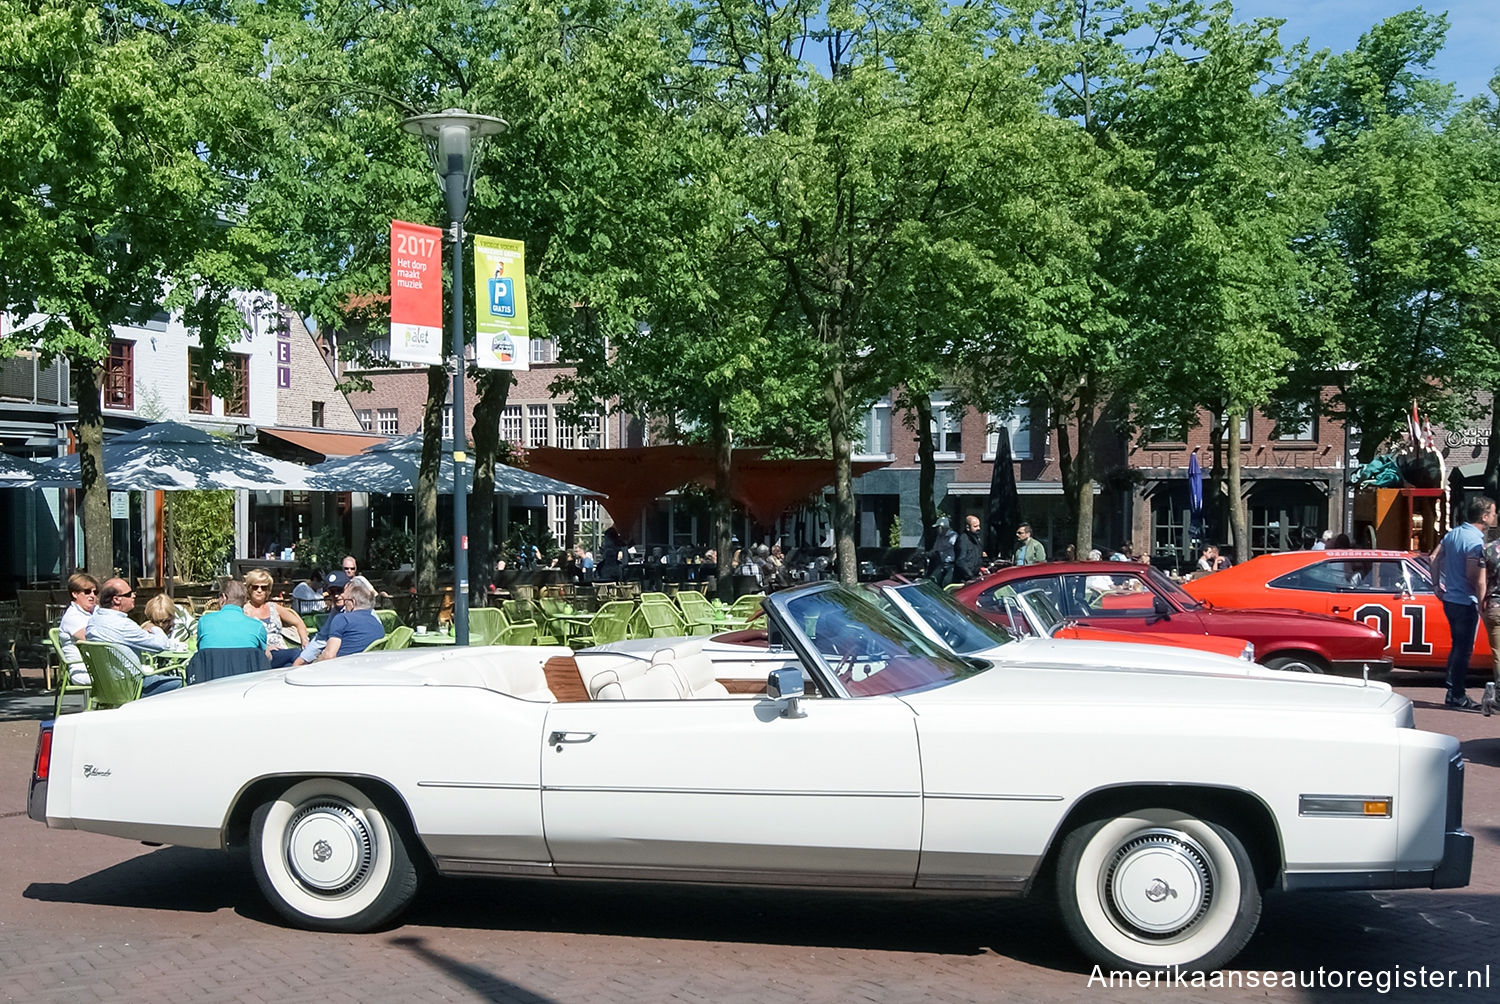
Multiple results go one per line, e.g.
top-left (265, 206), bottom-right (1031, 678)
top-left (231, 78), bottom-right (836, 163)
top-left (48, 628), bottom-right (94, 716)
top-left (674, 591), bottom-right (720, 635)
top-left (727, 594), bottom-right (765, 621)
top-left (629, 600), bottom-right (684, 639)
top-left (75, 641), bottom-right (144, 709)
top-left (385, 625), bottom-right (415, 651)
top-left (584, 601), bottom-right (636, 646)
top-left (639, 592), bottom-right (674, 607)
top-left (503, 599), bottom-right (559, 646)
top-left (468, 606), bottom-right (508, 646)
top-left (375, 609), bottom-right (404, 633)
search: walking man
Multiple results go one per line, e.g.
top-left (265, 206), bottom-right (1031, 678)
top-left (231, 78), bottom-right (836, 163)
top-left (954, 515), bottom-right (983, 583)
top-left (1433, 495), bottom-right (1496, 711)
top-left (1014, 523), bottom-right (1046, 566)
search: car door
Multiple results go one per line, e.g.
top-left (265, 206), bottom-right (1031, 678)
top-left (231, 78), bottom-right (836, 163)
top-left (1061, 570), bottom-right (1206, 637)
top-left (973, 575), bottom-right (1063, 632)
top-left (539, 695), bottom-right (923, 886)
top-left (1272, 558), bottom-right (1450, 669)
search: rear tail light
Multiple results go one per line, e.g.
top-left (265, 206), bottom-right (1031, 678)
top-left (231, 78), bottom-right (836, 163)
top-left (33, 725), bottom-right (53, 782)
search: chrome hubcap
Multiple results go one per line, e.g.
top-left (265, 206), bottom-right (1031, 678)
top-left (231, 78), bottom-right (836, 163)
top-left (1102, 828), bottom-right (1214, 939)
top-left (284, 800), bottom-right (374, 896)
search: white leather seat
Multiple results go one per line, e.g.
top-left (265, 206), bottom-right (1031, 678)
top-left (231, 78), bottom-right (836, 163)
top-left (650, 644), bottom-right (729, 699)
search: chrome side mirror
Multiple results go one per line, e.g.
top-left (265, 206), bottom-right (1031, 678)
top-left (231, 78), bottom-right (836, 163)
top-left (767, 667), bottom-right (806, 718)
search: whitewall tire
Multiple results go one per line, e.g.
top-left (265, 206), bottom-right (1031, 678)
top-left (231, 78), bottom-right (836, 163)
top-left (1057, 808), bottom-right (1261, 972)
top-left (250, 778), bottom-right (419, 932)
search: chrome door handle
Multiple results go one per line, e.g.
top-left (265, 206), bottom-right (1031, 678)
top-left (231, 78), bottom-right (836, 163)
top-left (548, 731), bottom-right (596, 747)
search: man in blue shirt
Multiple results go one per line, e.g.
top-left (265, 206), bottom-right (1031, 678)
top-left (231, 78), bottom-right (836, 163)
top-left (197, 579), bottom-right (269, 652)
top-left (317, 576), bottom-right (385, 659)
top-left (1433, 494), bottom-right (1496, 711)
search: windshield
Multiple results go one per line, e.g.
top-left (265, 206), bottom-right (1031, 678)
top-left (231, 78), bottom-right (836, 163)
top-left (1147, 566), bottom-right (1201, 610)
top-left (783, 586), bottom-right (987, 697)
top-left (1018, 588), bottom-right (1066, 634)
top-left (885, 581), bottom-right (1013, 655)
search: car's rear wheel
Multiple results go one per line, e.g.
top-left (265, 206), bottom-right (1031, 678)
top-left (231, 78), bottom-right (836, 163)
top-left (249, 778), bottom-right (419, 932)
top-left (1263, 652), bottom-right (1327, 674)
top-left (1056, 808), bottom-right (1261, 972)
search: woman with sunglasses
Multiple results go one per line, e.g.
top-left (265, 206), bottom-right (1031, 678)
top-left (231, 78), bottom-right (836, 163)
top-left (57, 572), bottom-right (99, 672)
top-left (243, 568), bottom-right (310, 668)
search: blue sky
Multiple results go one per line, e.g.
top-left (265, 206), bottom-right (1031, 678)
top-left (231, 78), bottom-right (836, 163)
top-left (1235, 2), bottom-right (1498, 102)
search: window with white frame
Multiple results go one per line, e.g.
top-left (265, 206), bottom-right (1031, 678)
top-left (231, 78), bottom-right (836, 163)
top-left (526, 404), bottom-right (550, 447)
top-left (579, 412), bottom-right (604, 449)
top-left (555, 414), bottom-right (578, 450)
top-left (501, 405), bottom-right (523, 444)
top-left (856, 399), bottom-right (893, 458)
top-left (1274, 402), bottom-right (1317, 442)
top-left (985, 408), bottom-right (1032, 460)
top-left (531, 338), bottom-right (557, 364)
top-left (1219, 414), bottom-right (1252, 442)
top-left (930, 395), bottom-right (962, 457)
top-left (356, 410), bottom-right (374, 432)
top-left (377, 408), bottom-right (399, 435)
top-left (442, 405), bottom-right (453, 441)
top-left (548, 495), bottom-right (569, 544)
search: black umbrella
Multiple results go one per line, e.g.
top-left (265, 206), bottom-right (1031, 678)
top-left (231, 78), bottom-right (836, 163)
top-left (985, 426), bottom-right (1021, 562)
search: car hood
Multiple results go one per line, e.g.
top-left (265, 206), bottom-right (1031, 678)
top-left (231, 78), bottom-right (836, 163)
top-left (932, 637), bottom-right (1408, 720)
top-left (1196, 603), bottom-right (1375, 632)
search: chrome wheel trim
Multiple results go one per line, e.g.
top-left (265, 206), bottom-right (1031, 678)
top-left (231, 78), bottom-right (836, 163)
top-left (283, 799), bottom-right (375, 896)
top-left (1100, 827), bottom-right (1215, 940)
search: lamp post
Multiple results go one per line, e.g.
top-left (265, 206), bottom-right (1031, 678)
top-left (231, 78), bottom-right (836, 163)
top-left (401, 109), bottom-right (507, 646)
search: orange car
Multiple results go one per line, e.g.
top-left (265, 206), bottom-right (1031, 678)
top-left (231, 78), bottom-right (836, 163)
top-left (1184, 549), bottom-right (1481, 671)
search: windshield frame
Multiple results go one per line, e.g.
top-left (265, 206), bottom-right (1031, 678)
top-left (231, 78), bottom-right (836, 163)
top-left (878, 580), bottom-right (1014, 655)
top-left (766, 583), bottom-right (989, 698)
top-left (1145, 566), bottom-right (1203, 610)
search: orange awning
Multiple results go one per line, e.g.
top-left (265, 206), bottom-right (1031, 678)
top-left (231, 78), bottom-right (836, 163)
top-left (257, 428), bottom-right (388, 462)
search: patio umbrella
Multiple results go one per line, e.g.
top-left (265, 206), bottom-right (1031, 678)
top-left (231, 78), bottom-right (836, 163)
top-left (308, 433), bottom-right (597, 497)
top-left (984, 426), bottom-right (1021, 561)
top-left (1188, 448), bottom-right (1205, 541)
top-left (43, 421), bottom-right (321, 490)
top-left (0, 452), bottom-right (78, 488)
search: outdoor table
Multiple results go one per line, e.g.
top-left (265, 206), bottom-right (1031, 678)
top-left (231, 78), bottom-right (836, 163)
top-left (710, 617), bottom-right (750, 632)
top-left (148, 647), bottom-right (193, 680)
top-left (409, 633), bottom-right (455, 646)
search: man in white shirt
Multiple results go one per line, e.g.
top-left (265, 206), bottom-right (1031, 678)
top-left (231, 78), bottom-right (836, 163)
top-left (85, 578), bottom-right (184, 697)
top-left (57, 572), bottom-right (98, 682)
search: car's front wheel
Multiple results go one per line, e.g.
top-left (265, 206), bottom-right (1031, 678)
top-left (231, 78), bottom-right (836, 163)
top-left (249, 778), bottom-right (419, 932)
top-left (1056, 808), bottom-right (1261, 972)
top-left (1264, 652), bottom-right (1327, 674)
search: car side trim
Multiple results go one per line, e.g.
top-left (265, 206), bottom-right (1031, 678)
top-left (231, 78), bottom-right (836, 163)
top-left (542, 784), bottom-right (921, 798)
top-left (417, 781), bottom-right (536, 790)
top-left (434, 857), bottom-right (556, 877)
top-left (924, 792), bottom-right (1064, 802)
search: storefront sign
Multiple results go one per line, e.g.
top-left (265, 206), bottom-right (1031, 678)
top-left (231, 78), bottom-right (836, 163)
top-left (389, 220), bottom-right (444, 365)
top-left (473, 235), bottom-right (529, 370)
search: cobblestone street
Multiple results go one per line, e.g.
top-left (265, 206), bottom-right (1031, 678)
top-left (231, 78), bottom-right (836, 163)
top-left (3, 677), bottom-right (1498, 1003)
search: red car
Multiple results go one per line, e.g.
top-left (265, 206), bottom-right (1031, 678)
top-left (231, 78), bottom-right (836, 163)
top-left (954, 561), bottom-right (1392, 675)
top-left (1184, 549), bottom-right (1487, 672)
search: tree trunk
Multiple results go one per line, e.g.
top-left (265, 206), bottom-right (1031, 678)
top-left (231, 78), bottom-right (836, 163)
top-left (711, 401), bottom-right (734, 599)
top-left (1073, 391), bottom-right (1096, 556)
top-left (825, 326), bottom-right (856, 586)
top-left (914, 392), bottom-right (938, 548)
top-left (469, 370), bottom-right (512, 601)
top-left (1227, 409), bottom-right (1249, 560)
top-left (72, 359), bottom-right (112, 578)
top-left (416, 364), bottom-right (447, 594)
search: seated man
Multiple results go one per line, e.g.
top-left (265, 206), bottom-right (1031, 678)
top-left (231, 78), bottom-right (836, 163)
top-left (85, 578), bottom-right (184, 697)
top-left (196, 579), bottom-right (269, 652)
top-left (289, 568), bottom-right (327, 615)
top-left (57, 571), bottom-right (98, 681)
top-left (293, 571), bottom-right (347, 665)
top-left (316, 576), bottom-right (385, 660)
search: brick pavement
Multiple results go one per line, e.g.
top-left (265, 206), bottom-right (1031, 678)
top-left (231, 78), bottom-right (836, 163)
top-left (1, 677), bottom-right (1498, 1003)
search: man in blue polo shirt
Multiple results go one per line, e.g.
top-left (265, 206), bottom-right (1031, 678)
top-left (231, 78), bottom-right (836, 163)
top-left (1433, 494), bottom-right (1497, 711)
top-left (197, 579), bottom-right (269, 652)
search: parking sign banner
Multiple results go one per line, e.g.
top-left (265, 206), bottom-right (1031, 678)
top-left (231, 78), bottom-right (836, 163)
top-left (474, 234), bottom-right (529, 370)
top-left (389, 220), bottom-right (444, 365)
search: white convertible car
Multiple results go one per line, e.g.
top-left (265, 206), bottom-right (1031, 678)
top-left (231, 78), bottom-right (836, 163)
top-left (29, 582), bottom-right (1470, 972)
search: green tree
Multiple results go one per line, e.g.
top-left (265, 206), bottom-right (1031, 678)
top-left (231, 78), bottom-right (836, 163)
top-left (1290, 10), bottom-right (1494, 463)
top-left (0, 0), bottom-right (277, 575)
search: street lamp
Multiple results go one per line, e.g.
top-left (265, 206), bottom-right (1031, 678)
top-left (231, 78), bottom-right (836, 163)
top-left (401, 108), bottom-right (508, 646)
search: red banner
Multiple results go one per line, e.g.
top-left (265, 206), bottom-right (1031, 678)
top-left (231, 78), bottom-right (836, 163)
top-left (389, 220), bottom-right (444, 364)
